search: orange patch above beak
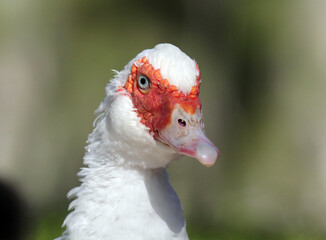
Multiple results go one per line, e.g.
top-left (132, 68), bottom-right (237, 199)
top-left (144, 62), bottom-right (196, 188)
top-left (123, 57), bottom-right (201, 137)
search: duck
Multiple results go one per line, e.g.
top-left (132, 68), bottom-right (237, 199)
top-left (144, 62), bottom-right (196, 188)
top-left (58, 43), bottom-right (219, 240)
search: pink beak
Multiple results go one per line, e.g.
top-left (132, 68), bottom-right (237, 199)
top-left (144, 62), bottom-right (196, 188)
top-left (158, 105), bottom-right (219, 167)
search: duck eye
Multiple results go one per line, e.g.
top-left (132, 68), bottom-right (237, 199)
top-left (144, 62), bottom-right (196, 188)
top-left (137, 75), bottom-right (150, 92)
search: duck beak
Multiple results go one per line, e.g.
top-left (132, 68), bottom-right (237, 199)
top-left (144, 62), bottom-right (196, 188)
top-left (158, 105), bottom-right (219, 167)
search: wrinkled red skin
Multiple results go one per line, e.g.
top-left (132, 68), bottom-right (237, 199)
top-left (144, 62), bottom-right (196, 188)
top-left (124, 57), bottom-right (201, 139)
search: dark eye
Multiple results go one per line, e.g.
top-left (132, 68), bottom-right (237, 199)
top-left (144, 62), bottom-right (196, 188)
top-left (137, 75), bottom-right (150, 91)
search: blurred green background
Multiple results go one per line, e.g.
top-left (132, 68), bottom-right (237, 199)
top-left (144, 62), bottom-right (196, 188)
top-left (1, 0), bottom-right (326, 239)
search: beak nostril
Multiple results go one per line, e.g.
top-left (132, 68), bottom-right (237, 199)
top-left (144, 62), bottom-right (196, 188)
top-left (178, 119), bottom-right (187, 127)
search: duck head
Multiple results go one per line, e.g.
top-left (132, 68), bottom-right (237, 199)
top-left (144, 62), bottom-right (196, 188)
top-left (102, 44), bottom-right (219, 168)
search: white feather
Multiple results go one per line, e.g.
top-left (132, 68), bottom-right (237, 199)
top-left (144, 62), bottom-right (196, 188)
top-left (109, 43), bottom-right (199, 95)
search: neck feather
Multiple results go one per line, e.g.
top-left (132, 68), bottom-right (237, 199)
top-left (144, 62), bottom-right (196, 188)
top-left (60, 114), bottom-right (188, 240)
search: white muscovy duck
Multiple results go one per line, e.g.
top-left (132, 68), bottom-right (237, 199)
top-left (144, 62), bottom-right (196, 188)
top-left (58, 43), bottom-right (219, 240)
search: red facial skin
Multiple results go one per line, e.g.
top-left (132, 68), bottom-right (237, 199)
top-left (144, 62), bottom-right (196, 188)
top-left (123, 57), bottom-right (202, 139)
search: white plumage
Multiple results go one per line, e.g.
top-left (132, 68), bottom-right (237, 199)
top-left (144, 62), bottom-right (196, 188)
top-left (58, 43), bottom-right (218, 240)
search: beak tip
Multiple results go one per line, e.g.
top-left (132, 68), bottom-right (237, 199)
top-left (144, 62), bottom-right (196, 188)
top-left (196, 142), bottom-right (219, 167)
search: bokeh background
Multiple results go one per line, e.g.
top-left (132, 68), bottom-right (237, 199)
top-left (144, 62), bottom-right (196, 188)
top-left (1, 1), bottom-right (325, 239)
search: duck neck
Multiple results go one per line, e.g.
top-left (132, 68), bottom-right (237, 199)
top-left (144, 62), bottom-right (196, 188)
top-left (62, 120), bottom-right (188, 240)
